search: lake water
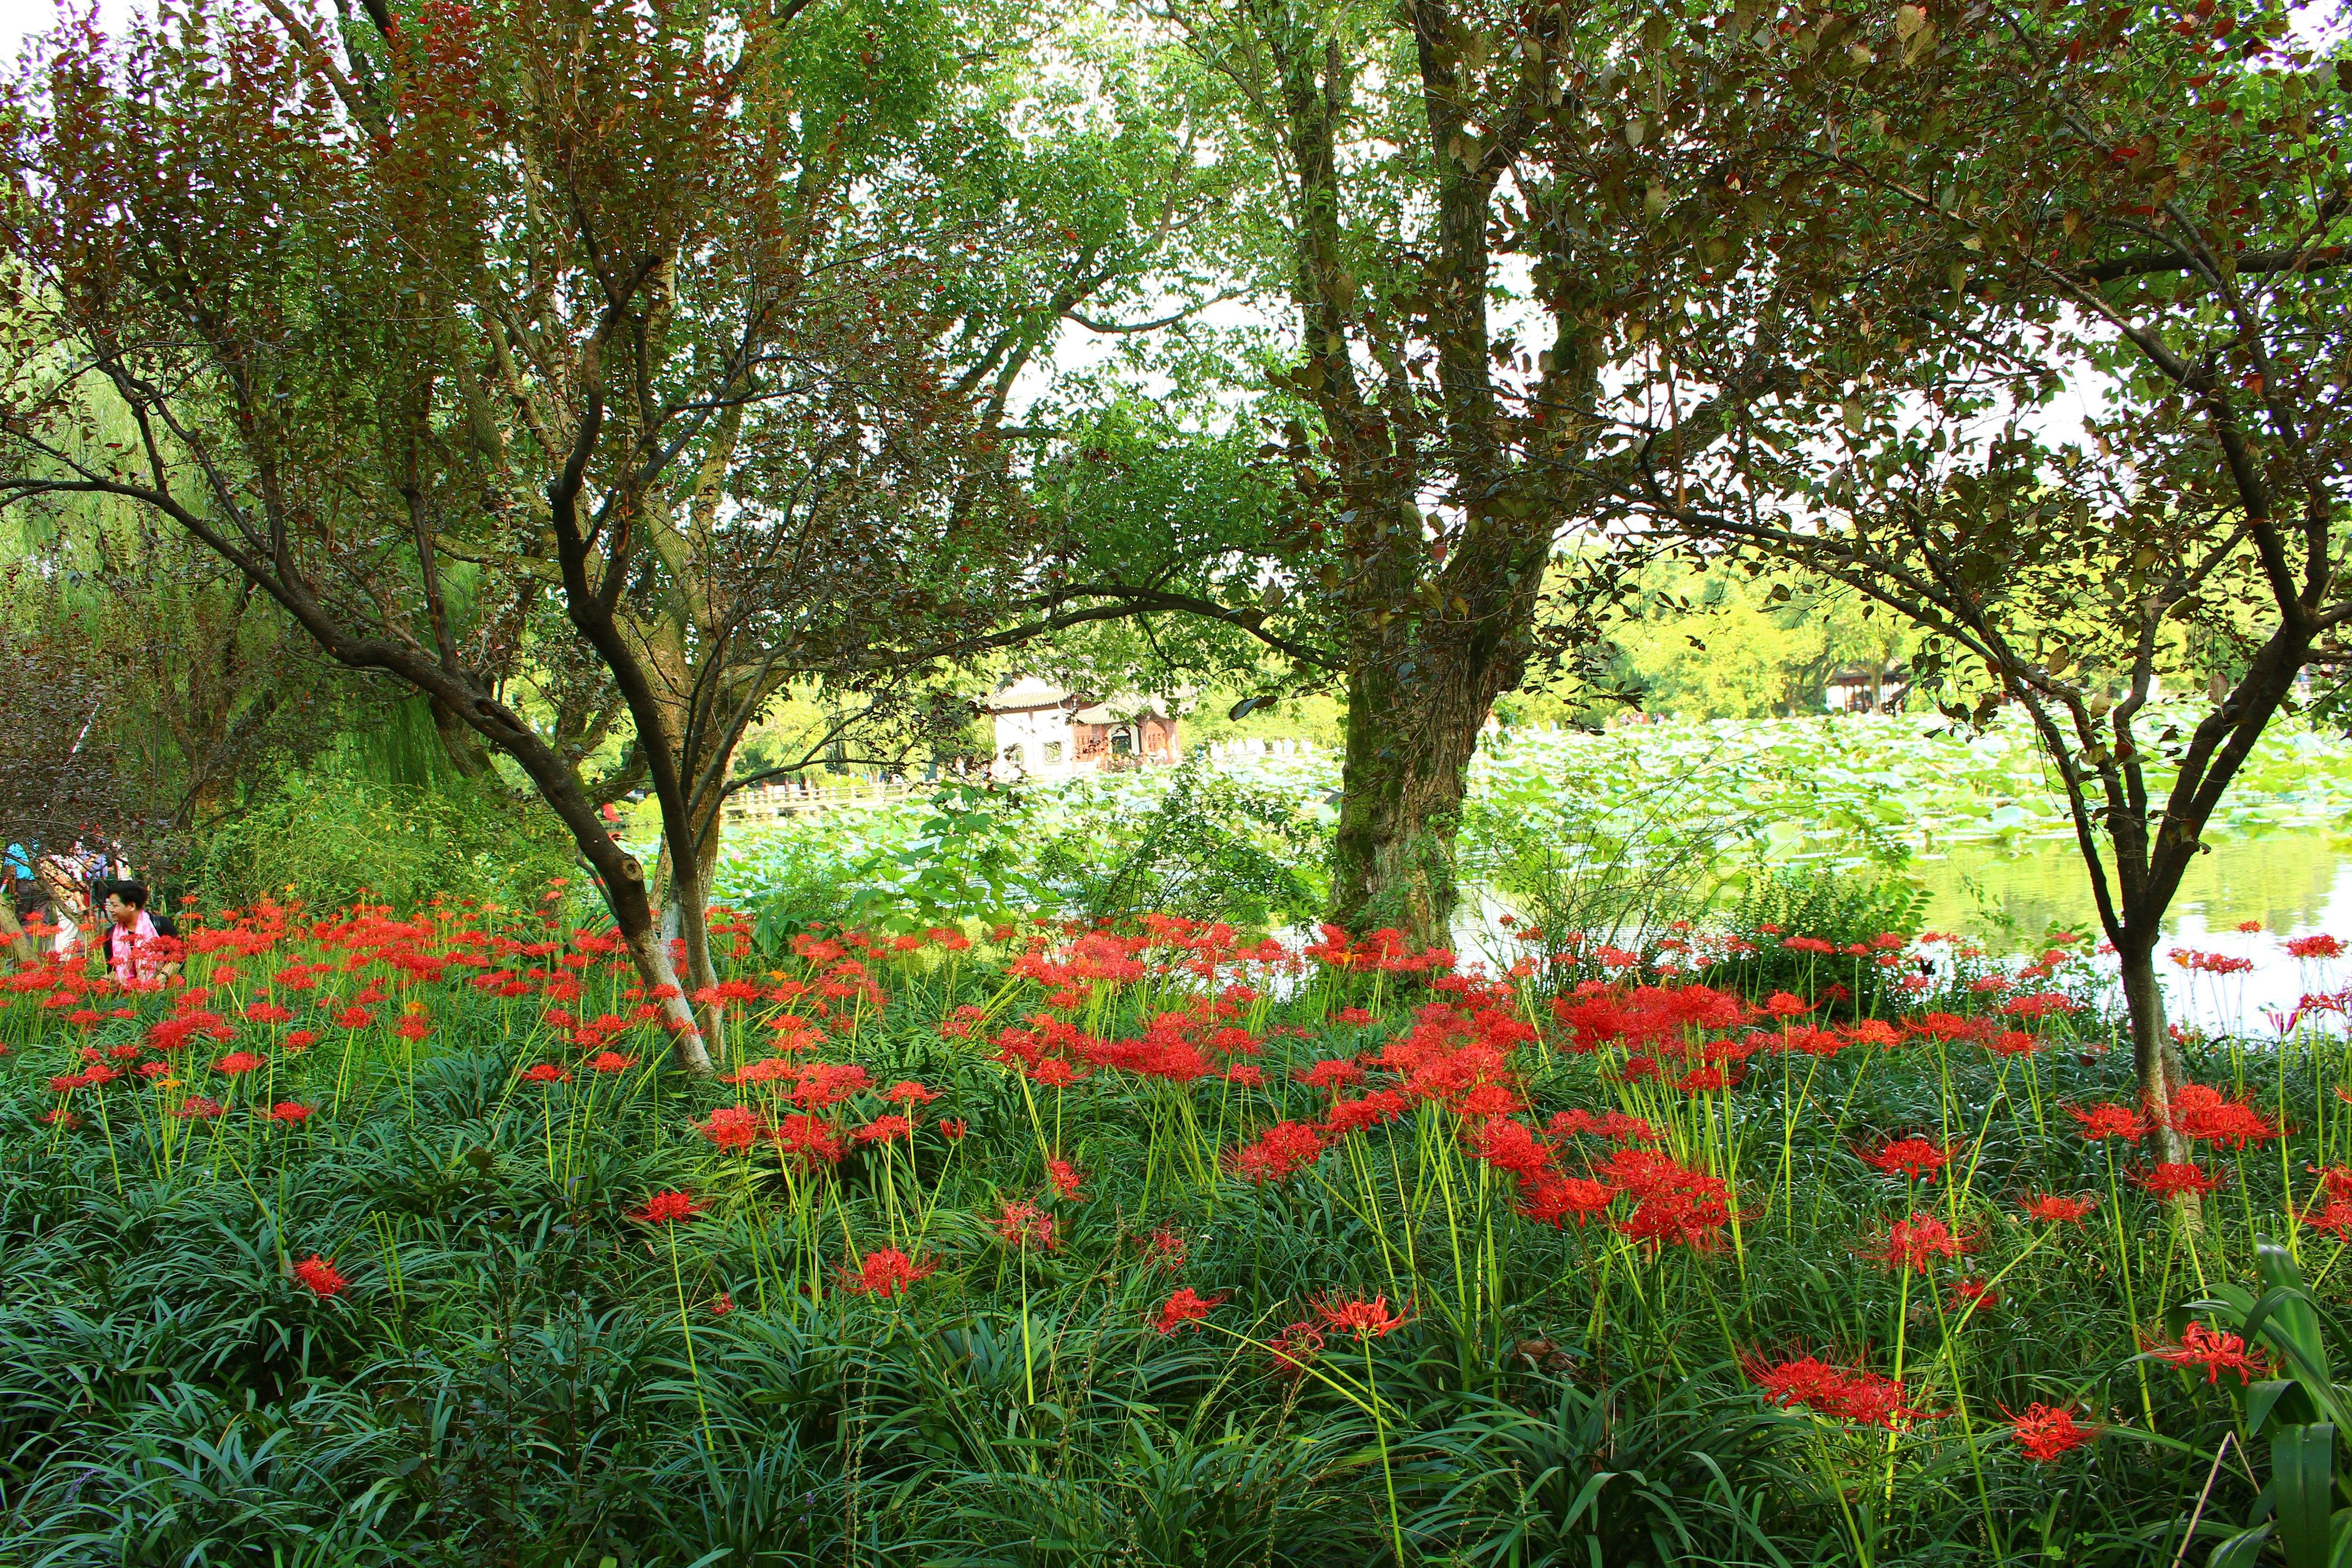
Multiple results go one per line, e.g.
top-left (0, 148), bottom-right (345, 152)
top-left (1916, 827), bottom-right (2352, 1035)
top-left (1457, 828), bottom-right (2352, 1039)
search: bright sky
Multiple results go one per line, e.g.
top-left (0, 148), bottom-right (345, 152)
top-left (0, 0), bottom-right (131, 59)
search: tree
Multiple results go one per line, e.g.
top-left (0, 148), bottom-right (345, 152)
top-left (0, 0), bottom-right (1029, 1066)
top-left (1623, 0), bottom-right (2351, 1155)
top-left (1137, 0), bottom-right (1777, 948)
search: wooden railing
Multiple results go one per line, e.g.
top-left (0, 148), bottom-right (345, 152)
top-left (720, 776), bottom-right (926, 826)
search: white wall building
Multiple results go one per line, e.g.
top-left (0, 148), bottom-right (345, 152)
top-left (983, 677), bottom-right (1184, 781)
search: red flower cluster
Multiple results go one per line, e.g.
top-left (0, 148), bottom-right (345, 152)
top-left (1314, 1294), bottom-right (1406, 1338)
top-left (1866, 1212), bottom-right (1965, 1274)
top-left (2019, 1192), bottom-right (2097, 1225)
top-left (1744, 1352), bottom-right (1921, 1428)
top-left (2152, 1322), bottom-right (2264, 1383)
top-left (1153, 1286), bottom-right (1225, 1333)
top-left (628, 1191), bottom-right (701, 1225)
top-left (2166, 1083), bottom-right (2282, 1150)
top-left (842, 1247), bottom-right (934, 1298)
top-left (2067, 1102), bottom-right (2146, 1142)
top-left (1861, 1136), bottom-right (1955, 1181)
top-left (2132, 1162), bottom-right (2220, 1200)
top-left (2008, 1403), bottom-right (2094, 1461)
top-left (294, 1255), bottom-right (348, 1298)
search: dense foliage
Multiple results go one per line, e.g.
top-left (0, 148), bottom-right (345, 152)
top-left (715, 710), bottom-right (2352, 944)
top-left (5, 890), bottom-right (2351, 1564)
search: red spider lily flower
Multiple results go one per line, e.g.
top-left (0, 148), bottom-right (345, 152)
top-left (627, 1191), bottom-right (701, 1225)
top-left (2020, 1192), bottom-right (2097, 1225)
top-left (395, 1016), bottom-right (431, 1043)
top-left (1844, 1019), bottom-right (1903, 1047)
top-left (2313, 1166), bottom-right (2352, 1202)
top-left (771, 1114), bottom-right (847, 1168)
top-left (698, 1106), bottom-right (764, 1152)
top-left (1026, 1057), bottom-right (1089, 1088)
top-left (710, 1293), bottom-right (734, 1316)
top-left (1223, 1121), bottom-right (1328, 1183)
top-left (2303, 1200), bottom-right (2352, 1240)
top-left (853, 1114), bottom-right (914, 1146)
top-left (1862, 1137), bottom-right (1955, 1181)
top-left (1268, 1321), bottom-right (1325, 1379)
top-left (294, 1255), bottom-right (348, 1298)
top-left (1225, 1062), bottom-right (1265, 1087)
top-left (1295, 1058), bottom-right (1366, 1090)
top-left (1542, 1108), bottom-right (1662, 1143)
top-left (1047, 1158), bottom-right (1087, 1200)
top-left (48, 1073), bottom-right (88, 1093)
top-left (1947, 1276), bottom-right (2001, 1315)
top-left (1983, 1029), bottom-right (2042, 1057)
top-left (1764, 992), bottom-right (1813, 1019)
top-left (332, 1006), bottom-right (374, 1030)
top-left (1467, 1117), bottom-right (1553, 1179)
top-left (1153, 1286), bottom-right (1226, 1334)
top-left (268, 1102), bottom-right (316, 1124)
top-left (137, 1061), bottom-right (169, 1079)
top-left (883, 1080), bottom-right (939, 1106)
top-left (1326, 1091), bottom-right (1409, 1134)
top-left (2133, 1162), bottom-right (2220, 1200)
top-left (588, 1051), bottom-right (638, 1074)
top-left (285, 1029), bottom-right (318, 1051)
top-left (1314, 1294), bottom-right (1407, 1339)
top-left (1743, 1351), bottom-right (1922, 1428)
top-left (2285, 934), bottom-right (2343, 960)
top-left (2151, 1322), bottom-right (2264, 1383)
top-left (1515, 1174), bottom-right (1614, 1227)
top-left (1141, 1225), bottom-right (1187, 1270)
top-left (172, 1095), bottom-right (227, 1120)
top-left (243, 1000), bottom-right (294, 1024)
top-left (1617, 1183), bottom-right (1732, 1251)
top-left (937, 1117), bottom-right (969, 1142)
top-left (842, 1248), bottom-right (934, 1298)
top-left (2008, 1403), bottom-right (2095, 1461)
top-left (2167, 1084), bottom-right (2282, 1150)
top-left (1453, 1082), bottom-right (1523, 1118)
top-left (1866, 1213), bottom-right (1965, 1274)
top-left (2067, 1102), bottom-right (2146, 1142)
top-left (989, 1199), bottom-right (1058, 1250)
top-left (523, 1063), bottom-right (572, 1085)
top-left (214, 1051), bottom-right (265, 1077)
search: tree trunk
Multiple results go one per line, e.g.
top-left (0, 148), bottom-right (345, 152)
top-left (1327, 659), bottom-right (1491, 951)
top-left (0, 895), bottom-right (33, 963)
top-left (2117, 935), bottom-right (2192, 1166)
top-left (528, 763), bottom-right (713, 1076)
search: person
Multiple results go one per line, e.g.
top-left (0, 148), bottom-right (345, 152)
top-left (34, 855), bottom-right (86, 955)
top-left (96, 880), bottom-right (172, 984)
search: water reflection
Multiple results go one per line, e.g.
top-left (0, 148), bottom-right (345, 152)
top-left (1916, 829), bottom-right (2352, 949)
top-left (1460, 830), bottom-right (2352, 1040)
top-left (1913, 828), bottom-right (2352, 1037)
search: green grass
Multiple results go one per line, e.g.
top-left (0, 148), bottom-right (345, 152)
top-left (3, 897), bottom-right (2348, 1565)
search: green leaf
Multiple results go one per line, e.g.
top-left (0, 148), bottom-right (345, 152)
top-left (2209, 1523), bottom-right (2276, 1568)
top-left (2250, 1380), bottom-right (2318, 1437)
top-left (2274, 1425), bottom-right (2337, 1568)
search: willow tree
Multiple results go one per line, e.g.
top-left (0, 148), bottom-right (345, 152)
top-left (1149, 0), bottom-right (1772, 947)
top-left (1622, 0), bottom-right (2350, 1153)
